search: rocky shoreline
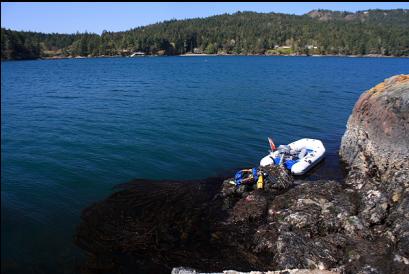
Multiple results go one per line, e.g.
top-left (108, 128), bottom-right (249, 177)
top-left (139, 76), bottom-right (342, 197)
top-left (2, 53), bottom-right (406, 62)
top-left (75, 75), bottom-right (409, 274)
top-left (45, 53), bottom-right (406, 60)
top-left (15, 53), bottom-right (407, 61)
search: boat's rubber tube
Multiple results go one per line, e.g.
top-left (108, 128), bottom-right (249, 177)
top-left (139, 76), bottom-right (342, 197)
top-left (259, 138), bottom-right (325, 176)
top-left (289, 138), bottom-right (325, 175)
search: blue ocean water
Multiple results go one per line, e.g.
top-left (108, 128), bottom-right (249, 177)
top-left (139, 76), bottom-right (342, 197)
top-left (1, 56), bottom-right (408, 272)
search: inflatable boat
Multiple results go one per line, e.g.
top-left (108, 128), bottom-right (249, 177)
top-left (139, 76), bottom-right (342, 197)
top-left (260, 138), bottom-right (326, 175)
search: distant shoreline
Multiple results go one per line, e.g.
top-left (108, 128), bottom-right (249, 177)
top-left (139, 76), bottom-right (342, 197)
top-left (46, 53), bottom-right (406, 59)
top-left (42, 53), bottom-right (405, 60)
top-left (178, 53), bottom-right (402, 58)
top-left (2, 53), bottom-right (406, 62)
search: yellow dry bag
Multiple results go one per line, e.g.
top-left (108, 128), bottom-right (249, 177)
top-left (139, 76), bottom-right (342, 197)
top-left (257, 174), bottom-right (264, 189)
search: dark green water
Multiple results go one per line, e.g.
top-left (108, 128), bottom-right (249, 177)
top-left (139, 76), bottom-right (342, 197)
top-left (1, 56), bottom-right (408, 272)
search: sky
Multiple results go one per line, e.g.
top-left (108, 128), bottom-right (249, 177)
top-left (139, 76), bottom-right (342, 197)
top-left (2, 2), bottom-right (409, 34)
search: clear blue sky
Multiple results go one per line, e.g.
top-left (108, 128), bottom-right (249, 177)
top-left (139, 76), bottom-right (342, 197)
top-left (2, 2), bottom-right (408, 34)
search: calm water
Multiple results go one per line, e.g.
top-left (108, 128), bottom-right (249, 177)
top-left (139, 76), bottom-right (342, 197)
top-left (1, 56), bottom-right (408, 272)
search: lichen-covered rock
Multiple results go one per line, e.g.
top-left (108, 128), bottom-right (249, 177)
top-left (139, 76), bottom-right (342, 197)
top-left (260, 165), bottom-right (294, 191)
top-left (76, 176), bottom-right (408, 274)
top-left (340, 74), bottom-right (409, 190)
top-left (171, 267), bottom-right (340, 274)
top-left (386, 190), bottom-right (409, 260)
top-left (228, 193), bottom-right (268, 223)
top-left (359, 189), bottom-right (390, 226)
top-left (338, 75), bottom-right (409, 274)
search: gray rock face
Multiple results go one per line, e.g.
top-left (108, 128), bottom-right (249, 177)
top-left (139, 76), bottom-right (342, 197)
top-left (339, 74), bottom-right (409, 274)
top-left (340, 74), bottom-right (409, 190)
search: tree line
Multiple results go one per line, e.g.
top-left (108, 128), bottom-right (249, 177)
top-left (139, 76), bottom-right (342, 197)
top-left (2, 9), bottom-right (409, 60)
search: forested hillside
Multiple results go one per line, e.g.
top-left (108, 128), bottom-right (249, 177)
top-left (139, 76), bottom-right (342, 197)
top-left (2, 9), bottom-right (409, 60)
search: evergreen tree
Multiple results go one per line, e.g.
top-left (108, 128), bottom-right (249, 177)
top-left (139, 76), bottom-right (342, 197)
top-left (1, 9), bottom-right (408, 60)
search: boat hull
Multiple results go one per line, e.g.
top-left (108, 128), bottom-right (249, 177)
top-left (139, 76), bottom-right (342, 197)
top-left (260, 138), bottom-right (326, 175)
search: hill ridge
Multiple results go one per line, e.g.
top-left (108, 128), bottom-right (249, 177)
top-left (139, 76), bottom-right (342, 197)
top-left (1, 9), bottom-right (408, 60)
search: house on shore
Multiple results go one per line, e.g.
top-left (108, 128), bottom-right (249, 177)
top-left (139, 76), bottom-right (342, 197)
top-left (306, 45), bottom-right (318, 50)
top-left (130, 51), bottom-right (146, 57)
top-left (193, 48), bottom-right (203, 54)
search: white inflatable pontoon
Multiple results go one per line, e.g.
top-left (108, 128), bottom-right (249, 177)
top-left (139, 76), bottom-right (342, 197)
top-left (260, 138), bottom-right (326, 175)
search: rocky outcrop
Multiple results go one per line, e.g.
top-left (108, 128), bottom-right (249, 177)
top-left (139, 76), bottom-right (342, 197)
top-left (340, 74), bottom-right (409, 191)
top-left (171, 267), bottom-right (339, 274)
top-left (75, 173), bottom-right (407, 274)
top-left (75, 75), bottom-right (409, 274)
top-left (339, 74), bottom-right (409, 273)
top-left (306, 10), bottom-right (355, 21)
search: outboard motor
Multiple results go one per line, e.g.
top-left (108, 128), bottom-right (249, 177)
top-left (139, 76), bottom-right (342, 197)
top-left (277, 145), bottom-right (290, 154)
top-left (298, 148), bottom-right (307, 159)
